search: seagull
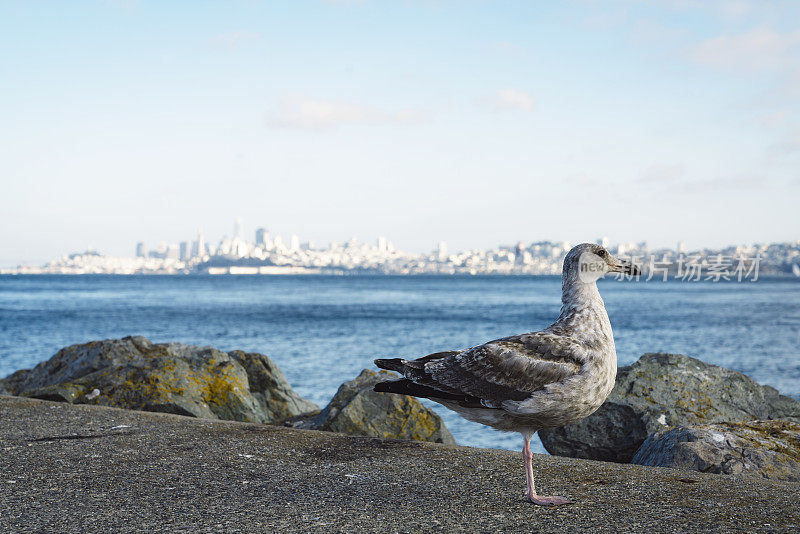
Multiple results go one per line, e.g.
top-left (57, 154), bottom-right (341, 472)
top-left (373, 243), bottom-right (639, 505)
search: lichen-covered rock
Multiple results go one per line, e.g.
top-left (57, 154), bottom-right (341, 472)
top-left (0, 336), bottom-right (318, 423)
top-left (539, 353), bottom-right (800, 463)
top-left (295, 369), bottom-right (456, 445)
top-left (631, 420), bottom-right (800, 482)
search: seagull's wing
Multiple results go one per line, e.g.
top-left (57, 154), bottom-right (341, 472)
top-left (374, 333), bottom-right (585, 409)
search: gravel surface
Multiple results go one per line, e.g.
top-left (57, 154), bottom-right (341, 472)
top-left (1, 395), bottom-right (798, 533)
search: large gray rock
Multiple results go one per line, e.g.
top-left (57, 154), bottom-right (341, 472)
top-left (632, 420), bottom-right (800, 482)
top-left (539, 353), bottom-right (800, 463)
top-left (295, 369), bottom-right (456, 445)
top-left (0, 336), bottom-right (318, 423)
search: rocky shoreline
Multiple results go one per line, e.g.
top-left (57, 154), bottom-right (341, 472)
top-left (2, 337), bottom-right (799, 483)
top-left (540, 353), bottom-right (800, 481)
top-left (0, 337), bottom-right (454, 446)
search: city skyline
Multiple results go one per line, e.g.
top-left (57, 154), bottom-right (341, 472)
top-left (3, 2), bottom-right (800, 267)
top-left (4, 216), bottom-right (798, 277)
top-left (2, 213), bottom-right (798, 270)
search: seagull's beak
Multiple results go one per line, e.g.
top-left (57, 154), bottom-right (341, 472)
top-left (609, 257), bottom-right (641, 276)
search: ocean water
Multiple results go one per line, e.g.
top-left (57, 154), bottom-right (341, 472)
top-left (1, 274), bottom-right (798, 454)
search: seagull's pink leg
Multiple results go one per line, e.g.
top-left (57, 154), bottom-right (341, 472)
top-left (522, 432), bottom-right (573, 506)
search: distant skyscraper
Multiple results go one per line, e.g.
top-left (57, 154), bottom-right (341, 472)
top-left (179, 242), bottom-right (189, 261)
top-left (197, 228), bottom-right (206, 258)
top-left (677, 241), bottom-right (686, 253)
top-left (255, 227), bottom-right (269, 247)
top-left (598, 236), bottom-right (610, 249)
top-left (166, 244), bottom-right (179, 260)
top-left (377, 236), bottom-right (387, 252)
top-left (515, 242), bottom-right (526, 265)
top-left (290, 234), bottom-right (300, 251)
top-left (136, 242), bottom-right (146, 258)
top-left (437, 241), bottom-right (448, 260)
top-left (234, 217), bottom-right (244, 241)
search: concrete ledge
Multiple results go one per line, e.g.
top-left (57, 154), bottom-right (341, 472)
top-left (1, 395), bottom-right (798, 533)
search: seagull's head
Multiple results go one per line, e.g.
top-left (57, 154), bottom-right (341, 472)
top-left (563, 243), bottom-right (640, 285)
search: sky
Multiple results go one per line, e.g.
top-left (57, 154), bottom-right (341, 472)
top-left (1, 0), bottom-right (799, 266)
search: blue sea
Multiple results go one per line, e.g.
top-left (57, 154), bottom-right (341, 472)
top-left (1, 274), bottom-right (798, 454)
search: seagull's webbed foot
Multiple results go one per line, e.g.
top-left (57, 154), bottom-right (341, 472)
top-left (522, 432), bottom-right (574, 506)
top-left (526, 494), bottom-right (573, 506)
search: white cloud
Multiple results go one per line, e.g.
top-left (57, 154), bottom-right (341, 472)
top-left (691, 27), bottom-right (800, 71)
top-left (680, 174), bottom-right (762, 192)
top-left (718, 0), bottom-right (752, 18)
top-left (636, 164), bottom-right (763, 193)
top-left (768, 134), bottom-right (800, 156)
top-left (638, 164), bottom-right (687, 184)
top-left (207, 30), bottom-right (259, 50)
top-left (490, 89), bottom-right (535, 112)
top-left (758, 109), bottom-right (792, 129)
top-left (265, 94), bottom-right (426, 130)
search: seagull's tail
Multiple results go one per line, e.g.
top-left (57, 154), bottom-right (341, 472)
top-left (374, 358), bottom-right (407, 373)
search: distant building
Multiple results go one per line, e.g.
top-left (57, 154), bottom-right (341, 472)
top-left (195, 228), bottom-right (206, 259)
top-left (234, 217), bottom-right (244, 241)
top-left (515, 242), bottom-right (526, 265)
top-left (166, 244), bottom-right (179, 260)
top-left (136, 242), bottom-right (146, 258)
top-left (233, 240), bottom-right (248, 258)
top-left (437, 241), bottom-right (448, 260)
top-left (677, 241), bottom-right (686, 253)
top-left (598, 236), bottom-right (610, 249)
top-left (149, 242), bottom-right (169, 259)
top-left (290, 234), bottom-right (300, 251)
top-left (179, 242), bottom-right (189, 262)
top-left (255, 227), bottom-right (269, 247)
top-left (377, 236), bottom-right (387, 252)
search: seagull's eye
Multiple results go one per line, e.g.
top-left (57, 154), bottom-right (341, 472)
top-left (598, 249), bottom-right (607, 258)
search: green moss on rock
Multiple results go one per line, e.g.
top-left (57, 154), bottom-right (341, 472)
top-left (295, 369), bottom-right (455, 445)
top-left (3, 336), bottom-right (318, 424)
top-left (540, 353), bottom-right (800, 463)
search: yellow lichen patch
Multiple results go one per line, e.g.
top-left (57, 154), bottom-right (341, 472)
top-left (717, 421), bottom-right (800, 461)
top-left (202, 373), bottom-right (237, 407)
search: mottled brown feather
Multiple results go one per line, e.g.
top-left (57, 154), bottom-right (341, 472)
top-left (377, 333), bottom-right (583, 409)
